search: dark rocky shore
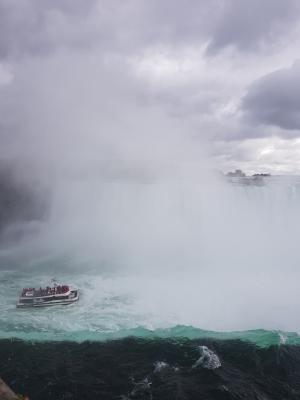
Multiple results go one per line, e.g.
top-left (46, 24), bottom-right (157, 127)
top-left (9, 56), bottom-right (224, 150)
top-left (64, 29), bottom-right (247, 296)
top-left (1, 338), bottom-right (300, 399)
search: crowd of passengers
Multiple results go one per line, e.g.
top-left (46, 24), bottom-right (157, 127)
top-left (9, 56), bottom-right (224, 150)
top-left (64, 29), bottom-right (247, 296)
top-left (22, 285), bottom-right (69, 297)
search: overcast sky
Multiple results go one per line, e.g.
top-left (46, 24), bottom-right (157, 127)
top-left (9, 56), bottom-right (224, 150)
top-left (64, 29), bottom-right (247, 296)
top-left (1, 0), bottom-right (300, 175)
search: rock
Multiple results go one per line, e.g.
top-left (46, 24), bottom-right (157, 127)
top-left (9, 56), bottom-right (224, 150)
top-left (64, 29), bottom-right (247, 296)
top-left (0, 378), bottom-right (19, 400)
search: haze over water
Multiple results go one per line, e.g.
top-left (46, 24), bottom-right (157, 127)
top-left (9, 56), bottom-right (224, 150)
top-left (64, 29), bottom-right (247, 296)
top-left (1, 175), bottom-right (300, 345)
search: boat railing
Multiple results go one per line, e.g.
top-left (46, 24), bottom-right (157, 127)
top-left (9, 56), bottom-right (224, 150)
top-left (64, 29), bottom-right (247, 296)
top-left (21, 286), bottom-right (70, 298)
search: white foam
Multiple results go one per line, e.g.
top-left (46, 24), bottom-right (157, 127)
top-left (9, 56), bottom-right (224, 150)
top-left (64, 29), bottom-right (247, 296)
top-left (193, 346), bottom-right (221, 370)
top-left (154, 361), bottom-right (169, 373)
top-left (279, 332), bottom-right (287, 345)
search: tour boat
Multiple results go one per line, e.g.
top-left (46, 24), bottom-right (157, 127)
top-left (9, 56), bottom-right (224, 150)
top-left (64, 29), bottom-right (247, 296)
top-left (17, 284), bottom-right (79, 308)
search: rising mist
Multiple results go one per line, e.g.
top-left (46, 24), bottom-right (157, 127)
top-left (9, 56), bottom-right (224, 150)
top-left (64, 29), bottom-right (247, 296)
top-left (1, 0), bottom-right (300, 334)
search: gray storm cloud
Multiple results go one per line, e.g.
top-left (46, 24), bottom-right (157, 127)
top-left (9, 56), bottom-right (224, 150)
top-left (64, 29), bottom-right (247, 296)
top-left (0, 0), bottom-right (97, 58)
top-left (1, 0), bottom-right (299, 61)
top-left (242, 62), bottom-right (300, 132)
top-left (207, 0), bottom-right (300, 53)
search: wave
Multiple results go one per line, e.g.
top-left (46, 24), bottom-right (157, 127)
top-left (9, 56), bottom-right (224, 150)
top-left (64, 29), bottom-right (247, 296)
top-left (1, 325), bottom-right (300, 347)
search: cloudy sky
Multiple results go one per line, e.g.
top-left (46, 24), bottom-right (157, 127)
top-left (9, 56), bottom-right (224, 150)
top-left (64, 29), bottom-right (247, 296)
top-left (1, 0), bottom-right (300, 176)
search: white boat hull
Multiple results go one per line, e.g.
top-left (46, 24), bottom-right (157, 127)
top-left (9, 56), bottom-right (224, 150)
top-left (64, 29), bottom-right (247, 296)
top-left (17, 290), bottom-right (79, 308)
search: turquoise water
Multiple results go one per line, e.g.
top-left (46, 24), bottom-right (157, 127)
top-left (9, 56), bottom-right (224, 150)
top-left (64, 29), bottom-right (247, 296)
top-left (1, 325), bottom-right (299, 348)
top-left (1, 269), bottom-right (300, 347)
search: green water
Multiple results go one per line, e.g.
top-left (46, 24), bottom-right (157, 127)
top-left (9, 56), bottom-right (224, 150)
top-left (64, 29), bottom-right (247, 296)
top-left (1, 325), bottom-right (300, 347)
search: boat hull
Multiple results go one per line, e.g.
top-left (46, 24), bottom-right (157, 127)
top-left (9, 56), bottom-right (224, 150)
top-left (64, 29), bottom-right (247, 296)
top-left (17, 291), bottom-right (79, 308)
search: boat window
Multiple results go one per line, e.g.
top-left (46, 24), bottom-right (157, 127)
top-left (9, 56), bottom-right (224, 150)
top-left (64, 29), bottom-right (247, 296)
top-left (59, 295), bottom-right (70, 300)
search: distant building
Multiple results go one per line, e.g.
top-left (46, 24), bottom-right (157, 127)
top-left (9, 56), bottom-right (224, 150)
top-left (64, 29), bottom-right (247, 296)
top-left (226, 169), bottom-right (246, 177)
top-left (226, 170), bottom-right (271, 186)
top-left (252, 173), bottom-right (271, 177)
